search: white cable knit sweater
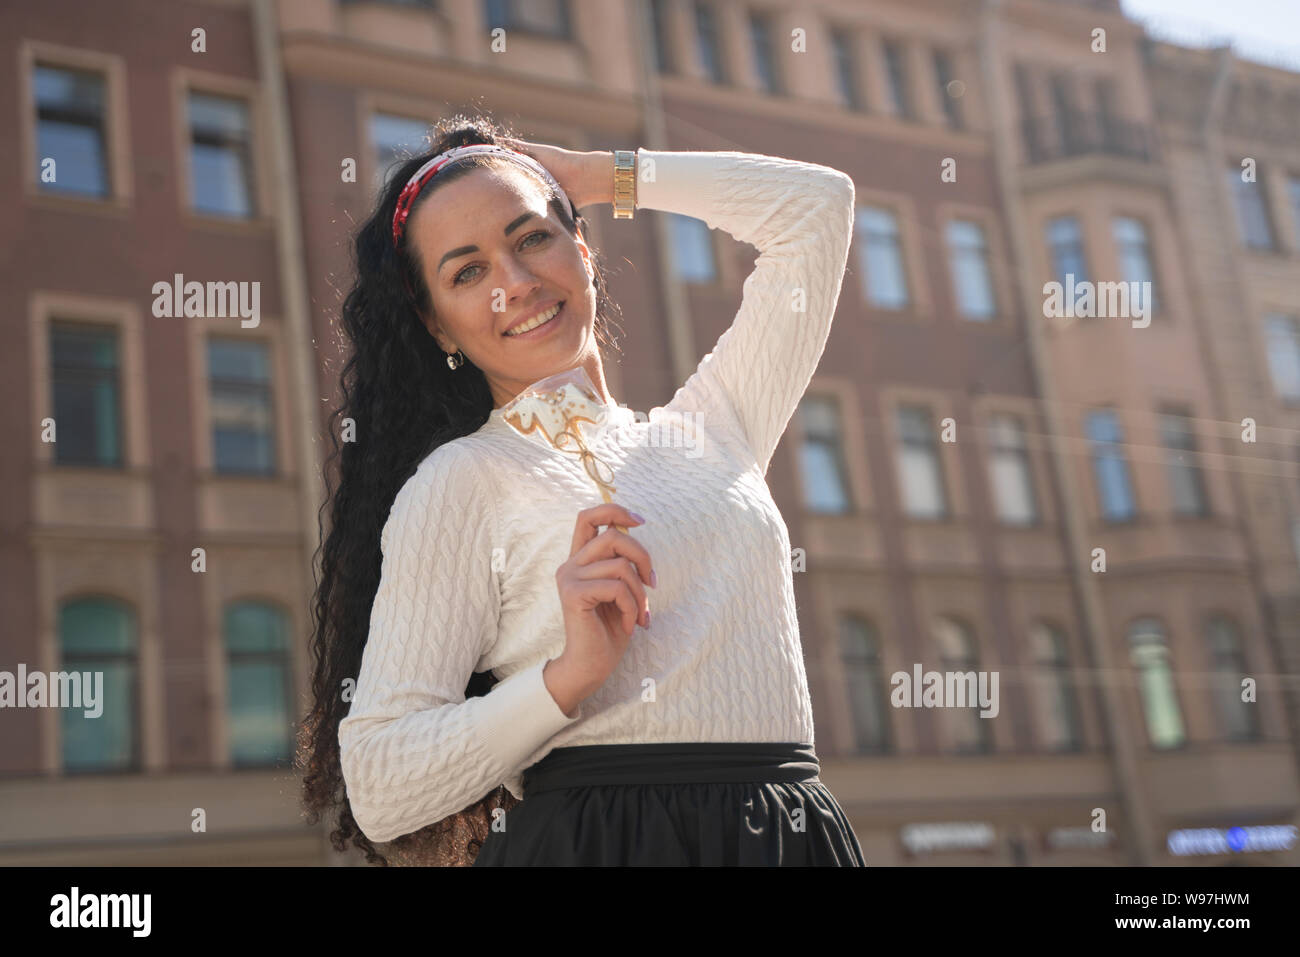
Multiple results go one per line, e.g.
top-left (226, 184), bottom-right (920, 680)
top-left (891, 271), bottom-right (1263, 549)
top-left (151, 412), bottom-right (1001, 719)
top-left (338, 149), bottom-right (856, 844)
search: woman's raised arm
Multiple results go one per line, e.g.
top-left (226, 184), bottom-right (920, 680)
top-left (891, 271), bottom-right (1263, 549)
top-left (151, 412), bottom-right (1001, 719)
top-left (636, 150), bottom-right (855, 476)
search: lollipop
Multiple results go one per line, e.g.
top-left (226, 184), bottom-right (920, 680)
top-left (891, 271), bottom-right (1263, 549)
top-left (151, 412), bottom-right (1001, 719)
top-left (498, 367), bottom-right (629, 532)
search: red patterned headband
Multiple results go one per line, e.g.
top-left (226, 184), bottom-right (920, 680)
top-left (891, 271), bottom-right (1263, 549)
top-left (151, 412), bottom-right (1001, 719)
top-left (391, 143), bottom-right (575, 252)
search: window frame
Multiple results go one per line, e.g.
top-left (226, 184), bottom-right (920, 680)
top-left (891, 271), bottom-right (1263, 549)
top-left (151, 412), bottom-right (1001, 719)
top-left (57, 594), bottom-right (142, 774)
top-left (692, 0), bottom-right (726, 84)
top-left (483, 0), bottom-right (571, 39)
top-left (223, 599), bottom-right (296, 768)
top-left (1156, 404), bottom-right (1211, 518)
top-left (880, 37), bottom-right (913, 120)
top-left (207, 336), bottom-right (280, 478)
top-left (894, 402), bottom-right (950, 520)
top-left (189, 323), bottom-right (294, 478)
top-left (838, 615), bottom-right (893, 754)
top-left (1225, 164), bottom-right (1279, 252)
top-left (20, 40), bottom-right (133, 210)
top-left (1084, 407), bottom-right (1139, 523)
top-left (172, 68), bottom-right (271, 229)
top-left (1111, 214), bottom-right (1161, 318)
top-left (984, 412), bottom-right (1040, 526)
top-left (829, 26), bottom-right (863, 111)
top-left (795, 393), bottom-right (854, 514)
top-left (31, 292), bottom-right (150, 472)
top-left (1126, 616), bottom-right (1188, 751)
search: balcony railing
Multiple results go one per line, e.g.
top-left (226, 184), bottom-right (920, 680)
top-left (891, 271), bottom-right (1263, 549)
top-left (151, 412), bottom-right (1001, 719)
top-left (1022, 111), bottom-right (1159, 164)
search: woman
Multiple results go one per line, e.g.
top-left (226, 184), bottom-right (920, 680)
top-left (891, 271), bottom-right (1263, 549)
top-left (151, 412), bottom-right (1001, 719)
top-left (299, 112), bottom-right (865, 866)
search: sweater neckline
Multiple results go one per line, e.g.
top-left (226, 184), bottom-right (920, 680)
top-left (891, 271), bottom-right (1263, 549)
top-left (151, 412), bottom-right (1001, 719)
top-left (486, 401), bottom-right (636, 431)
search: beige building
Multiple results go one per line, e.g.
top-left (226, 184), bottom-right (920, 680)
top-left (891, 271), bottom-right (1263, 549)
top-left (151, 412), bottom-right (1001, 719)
top-left (1, 0), bottom-right (1296, 866)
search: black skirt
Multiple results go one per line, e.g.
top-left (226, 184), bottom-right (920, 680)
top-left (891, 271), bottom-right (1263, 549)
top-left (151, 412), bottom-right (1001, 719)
top-left (472, 742), bottom-right (866, 866)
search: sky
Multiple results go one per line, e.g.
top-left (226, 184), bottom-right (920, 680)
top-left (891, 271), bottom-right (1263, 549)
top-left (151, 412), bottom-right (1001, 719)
top-left (1119, 0), bottom-right (1300, 70)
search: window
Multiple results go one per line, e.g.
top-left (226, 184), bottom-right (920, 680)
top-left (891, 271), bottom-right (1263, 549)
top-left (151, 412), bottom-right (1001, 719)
top-left (797, 396), bottom-right (852, 513)
top-left (933, 617), bottom-right (991, 753)
top-left (188, 91), bottom-right (255, 218)
top-left (60, 597), bottom-right (138, 772)
top-left (1029, 622), bottom-right (1080, 751)
top-left (370, 112), bottom-right (429, 196)
top-left (1225, 166), bottom-right (1277, 250)
top-left (881, 39), bottom-right (912, 119)
top-left (208, 339), bottom-right (276, 475)
top-left (1112, 216), bottom-right (1159, 315)
top-left (840, 617), bottom-right (890, 752)
top-left (748, 13), bottom-right (780, 93)
top-left (946, 219), bottom-right (996, 319)
top-left (896, 404), bottom-right (947, 518)
top-left (1158, 408), bottom-right (1209, 516)
top-left (856, 206), bottom-right (910, 309)
top-left (1049, 74), bottom-right (1075, 151)
top-left (1085, 409), bottom-right (1137, 521)
top-left (51, 322), bottom-right (123, 467)
top-left (1289, 175), bottom-right (1300, 248)
top-left (225, 601), bottom-right (294, 766)
top-left (1265, 314), bottom-right (1300, 401)
top-left (987, 414), bottom-right (1037, 524)
top-left (667, 213), bottom-right (715, 282)
top-left (1046, 216), bottom-right (1088, 286)
top-left (693, 1), bottom-right (724, 83)
top-left (484, 0), bottom-right (570, 37)
top-left (34, 64), bottom-right (109, 197)
top-left (647, 0), bottom-right (673, 73)
top-left (1205, 616), bottom-right (1260, 742)
top-left (1127, 618), bottom-right (1185, 749)
top-left (933, 50), bottom-right (963, 129)
top-left (830, 29), bottom-right (861, 110)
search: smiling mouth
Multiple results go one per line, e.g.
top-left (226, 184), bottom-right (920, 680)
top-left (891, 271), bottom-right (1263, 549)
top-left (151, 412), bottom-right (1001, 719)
top-left (503, 301), bottom-right (564, 337)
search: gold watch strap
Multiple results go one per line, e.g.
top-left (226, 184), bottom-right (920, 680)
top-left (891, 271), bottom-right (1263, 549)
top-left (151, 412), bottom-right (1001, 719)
top-left (613, 149), bottom-right (637, 220)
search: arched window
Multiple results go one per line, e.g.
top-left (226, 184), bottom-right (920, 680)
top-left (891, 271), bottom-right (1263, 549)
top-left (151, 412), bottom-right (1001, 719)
top-left (1028, 622), bottom-right (1080, 751)
top-left (1127, 618), bottom-right (1185, 749)
top-left (838, 616), bottom-right (890, 753)
top-left (933, 617), bottom-right (991, 753)
top-left (224, 600), bottom-right (293, 767)
top-left (59, 596), bottom-right (138, 772)
top-left (1206, 616), bottom-right (1260, 742)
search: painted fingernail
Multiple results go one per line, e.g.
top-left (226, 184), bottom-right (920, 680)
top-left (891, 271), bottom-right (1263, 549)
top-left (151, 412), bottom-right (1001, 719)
top-left (629, 511), bottom-right (646, 524)
top-left (645, 610), bottom-right (651, 627)
top-left (650, 569), bottom-right (658, 588)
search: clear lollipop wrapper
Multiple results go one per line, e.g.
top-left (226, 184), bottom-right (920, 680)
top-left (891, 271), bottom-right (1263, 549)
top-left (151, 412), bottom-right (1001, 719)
top-left (498, 367), bottom-right (629, 532)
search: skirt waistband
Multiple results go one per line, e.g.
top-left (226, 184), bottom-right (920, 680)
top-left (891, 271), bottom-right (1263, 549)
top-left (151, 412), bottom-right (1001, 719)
top-left (521, 742), bottom-right (820, 797)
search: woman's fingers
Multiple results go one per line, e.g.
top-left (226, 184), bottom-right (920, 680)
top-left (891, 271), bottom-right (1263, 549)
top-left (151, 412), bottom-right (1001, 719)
top-left (574, 526), bottom-right (654, 593)
top-left (574, 578), bottom-right (638, 638)
top-left (574, 557), bottom-right (649, 627)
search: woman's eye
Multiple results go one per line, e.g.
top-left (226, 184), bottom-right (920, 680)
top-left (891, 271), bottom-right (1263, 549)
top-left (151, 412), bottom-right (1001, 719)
top-left (453, 230), bottom-right (551, 286)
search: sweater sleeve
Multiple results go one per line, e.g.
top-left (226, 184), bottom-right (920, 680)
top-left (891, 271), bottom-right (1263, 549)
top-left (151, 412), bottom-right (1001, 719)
top-left (337, 443), bottom-right (580, 845)
top-left (635, 150), bottom-right (855, 475)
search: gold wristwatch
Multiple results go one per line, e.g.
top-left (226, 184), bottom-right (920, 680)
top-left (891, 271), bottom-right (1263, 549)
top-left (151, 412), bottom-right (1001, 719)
top-left (612, 149), bottom-right (637, 219)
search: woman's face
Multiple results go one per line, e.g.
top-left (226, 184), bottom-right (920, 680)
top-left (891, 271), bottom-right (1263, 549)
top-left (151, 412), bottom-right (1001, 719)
top-left (408, 165), bottom-right (599, 409)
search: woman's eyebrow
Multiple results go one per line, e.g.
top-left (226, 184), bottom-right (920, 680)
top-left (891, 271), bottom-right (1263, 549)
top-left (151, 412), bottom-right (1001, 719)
top-left (438, 211), bottom-right (539, 273)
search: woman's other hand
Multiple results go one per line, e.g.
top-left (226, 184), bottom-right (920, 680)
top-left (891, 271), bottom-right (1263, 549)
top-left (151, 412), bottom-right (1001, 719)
top-left (544, 503), bottom-right (655, 717)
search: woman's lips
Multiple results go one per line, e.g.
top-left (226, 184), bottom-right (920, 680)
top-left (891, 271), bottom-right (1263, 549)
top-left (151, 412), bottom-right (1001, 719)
top-left (503, 301), bottom-right (565, 340)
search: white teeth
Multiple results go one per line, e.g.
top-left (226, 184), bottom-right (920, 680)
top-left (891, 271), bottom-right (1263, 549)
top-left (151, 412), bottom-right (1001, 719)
top-left (505, 303), bottom-right (561, 336)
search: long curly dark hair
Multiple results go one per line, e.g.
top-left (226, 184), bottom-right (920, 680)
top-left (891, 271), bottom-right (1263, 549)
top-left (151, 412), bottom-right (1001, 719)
top-left (297, 112), bottom-right (623, 865)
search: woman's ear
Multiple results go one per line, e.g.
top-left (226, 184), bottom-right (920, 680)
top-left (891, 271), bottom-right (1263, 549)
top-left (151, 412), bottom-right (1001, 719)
top-left (421, 310), bottom-right (455, 355)
top-left (576, 235), bottom-right (595, 284)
